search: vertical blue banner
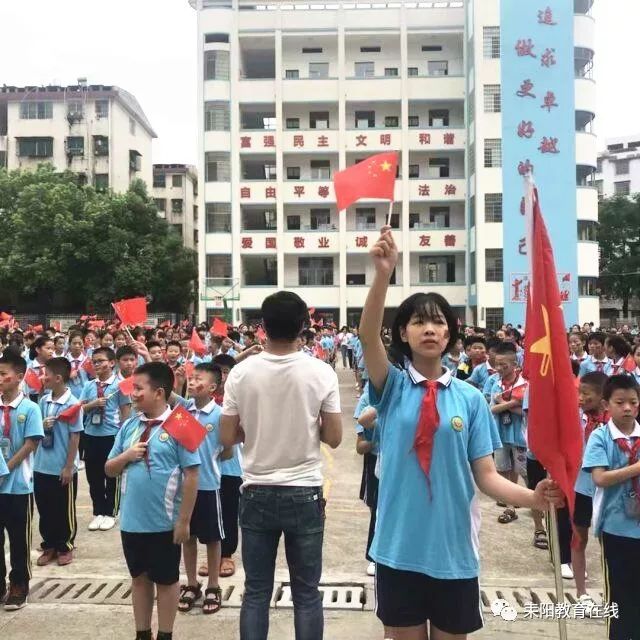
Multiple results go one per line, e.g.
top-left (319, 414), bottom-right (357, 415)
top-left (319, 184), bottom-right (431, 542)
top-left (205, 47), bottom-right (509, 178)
top-left (500, 1), bottom-right (578, 326)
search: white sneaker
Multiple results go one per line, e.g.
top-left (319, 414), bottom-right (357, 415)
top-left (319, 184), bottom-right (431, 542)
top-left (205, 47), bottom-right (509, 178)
top-left (561, 563), bottom-right (574, 580)
top-left (578, 593), bottom-right (596, 615)
top-left (88, 515), bottom-right (104, 531)
top-left (366, 562), bottom-right (376, 577)
top-left (77, 461), bottom-right (85, 471)
top-left (99, 516), bottom-right (116, 531)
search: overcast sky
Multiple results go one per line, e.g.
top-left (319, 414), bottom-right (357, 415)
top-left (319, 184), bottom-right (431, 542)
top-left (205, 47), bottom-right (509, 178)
top-left (0, 1), bottom-right (633, 163)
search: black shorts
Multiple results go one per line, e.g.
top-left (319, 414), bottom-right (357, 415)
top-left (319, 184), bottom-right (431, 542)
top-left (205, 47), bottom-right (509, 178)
top-left (190, 490), bottom-right (224, 544)
top-left (375, 564), bottom-right (483, 634)
top-left (526, 457), bottom-right (546, 491)
top-left (121, 531), bottom-right (180, 585)
top-left (573, 492), bottom-right (593, 528)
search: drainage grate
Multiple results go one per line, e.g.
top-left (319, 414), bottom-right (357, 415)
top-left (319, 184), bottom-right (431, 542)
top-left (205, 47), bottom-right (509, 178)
top-left (480, 587), bottom-right (605, 613)
top-left (276, 583), bottom-right (365, 610)
top-left (29, 579), bottom-right (132, 605)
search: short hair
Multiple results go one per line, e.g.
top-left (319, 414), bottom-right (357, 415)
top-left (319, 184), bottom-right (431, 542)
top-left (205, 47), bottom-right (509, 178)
top-left (115, 345), bottom-right (137, 361)
top-left (228, 330), bottom-right (240, 342)
top-left (464, 335), bottom-right (486, 349)
top-left (606, 335), bottom-right (631, 359)
top-left (0, 349), bottom-right (27, 375)
top-left (588, 332), bottom-right (607, 346)
top-left (262, 291), bottom-right (308, 342)
top-left (194, 362), bottom-right (222, 386)
top-left (569, 331), bottom-right (587, 344)
top-left (495, 342), bottom-right (517, 357)
top-left (580, 371), bottom-right (608, 395)
top-left (212, 354), bottom-right (236, 370)
top-left (92, 347), bottom-right (116, 362)
top-left (244, 331), bottom-right (255, 341)
top-left (29, 335), bottom-right (54, 361)
top-left (486, 337), bottom-right (502, 351)
top-left (134, 362), bottom-right (174, 401)
top-left (505, 327), bottom-right (522, 343)
top-left (571, 359), bottom-right (580, 377)
top-left (603, 374), bottom-right (640, 401)
top-left (45, 357), bottom-right (71, 382)
top-left (166, 340), bottom-right (181, 351)
top-left (146, 340), bottom-right (162, 351)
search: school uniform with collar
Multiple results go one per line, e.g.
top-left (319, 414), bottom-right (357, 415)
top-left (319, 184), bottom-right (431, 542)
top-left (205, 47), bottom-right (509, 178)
top-left (579, 355), bottom-right (612, 377)
top-left (22, 360), bottom-right (46, 402)
top-left (467, 361), bottom-right (497, 390)
top-left (608, 357), bottom-right (629, 377)
top-left (631, 367), bottom-right (640, 386)
top-left (0, 392), bottom-right (44, 592)
top-left (583, 420), bottom-right (640, 639)
top-left (369, 362), bottom-right (501, 634)
top-left (65, 353), bottom-right (90, 399)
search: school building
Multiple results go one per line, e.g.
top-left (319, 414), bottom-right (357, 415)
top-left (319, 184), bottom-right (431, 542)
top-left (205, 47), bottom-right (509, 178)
top-left (191, 0), bottom-right (598, 328)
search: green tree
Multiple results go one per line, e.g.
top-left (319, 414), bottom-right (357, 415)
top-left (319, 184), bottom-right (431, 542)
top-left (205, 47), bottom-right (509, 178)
top-left (598, 194), bottom-right (640, 318)
top-left (0, 165), bottom-right (197, 313)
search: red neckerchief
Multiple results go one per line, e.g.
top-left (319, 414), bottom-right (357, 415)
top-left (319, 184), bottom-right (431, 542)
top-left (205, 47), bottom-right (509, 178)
top-left (584, 410), bottom-right (609, 444)
top-left (615, 435), bottom-right (640, 508)
top-left (500, 369), bottom-right (522, 401)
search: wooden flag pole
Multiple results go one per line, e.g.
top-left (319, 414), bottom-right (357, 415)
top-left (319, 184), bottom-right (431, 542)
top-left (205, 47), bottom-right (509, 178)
top-left (385, 200), bottom-right (394, 227)
top-left (547, 482), bottom-right (568, 640)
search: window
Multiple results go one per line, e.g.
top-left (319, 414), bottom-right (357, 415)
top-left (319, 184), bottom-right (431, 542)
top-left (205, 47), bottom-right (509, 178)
top-left (607, 143), bottom-right (623, 152)
top-left (287, 215), bottom-right (301, 230)
top-left (129, 118), bottom-right (136, 135)
top-left (67, 101), bottom-right (83, 121)
top-left (485, 249), bottom-right (503, 281)
top-left (579, 276), bottom-right (598, 296)
top-left (94, 174), bottom-right (109, 191)
top-left (484, 193), bottom-right (503, 222)
top-left (153, 172), bottom-right (166, 188)
top-left (65, 136), bottom-right (84, 156)
top-left (409, 164), bottom-right (420, 178)
top-left (310, 208), bottom-right (330, 229)
top-left (95, 100), bottom-right (109, 118)
top-left (596, 158), bottom-right (603, 173)
top-left (615, 159), bottom-right (629, 175)
top-left (595, 180), bottom-right (604, 199)
top-left (172, 174), bottom-right (183, 188)
top-left (428, 158), bottom-right (450, 178)
top-left (310, 111), bottom-right (329, 129)
top-left (244, 257), bottom-right (275, 286)
top-left (206, 254), bottom-right (232, 279)
top-left (285, 69), bottom-right (300, 79)
top-left (578, 220), bottom-right (598, 241)
top-left (429, 109), bottom-right (449, 127)
top-left (204, 101), bottom-right (230, 131)
top-left (309, 63), bottom-right (329, 79)
top-left (205, 152), bottom-right (230, 182)
top-left (206, 203), bottom-right (232, 232)
top-left (614, 180), bottom-right (630, 196)
top-left (483, 26), bottom-right (500, 59)
top-left (20, 102), bottom-right (52, 119)
top-left (418, 256), bottom-right (456, 284)
top-left (17, 137), bottom-right (53, 157)
top-left (286, 118), bottom-right (300, 129)
top-left (361, 46), bottom-right (381, 53)
top-left (409, 213), bottom-right (421, 228)
top-left (205, 33), bottom-right (229, 43)
top-left (430, 207), bottom-right (450, 228)
top-left (470, 251), bottom-right (476, 285)
top-left (469, 195), bottom-right (475, 227)
top-left (287, 166), bottom-right (301, 180)
top-left (355, 111), bottom-right (375, 128)
top-left (356, 207), bottom-right (376, 230)
top-left (242, 208), bottom-right (276, 231)
top-left (383, 116), bottom-right (398, 128)
top-left (483, 84), bottom-right (501, 112)
top-left (485, 307), bottom-right (504, 331)
top-left (264, 163), bottom-right (276, 180)
top-left (155, 198), bottom-right (166, 213)
top-left (299, 257), bottom-right (333, 286)
top-left (310, 160), bottom-right (330, 180)
top-left (484, 139), bottom-right (502, 168)
top-left (204, 50), bottom-right (230, 80)
top-left (355, 62), bottom-right (375, 78)
top-left (129, 150), bottom-right (141, 171)
top-left (408, 115), bottom-right (419, 128)
top-left (468, 91), bottom-right (475, 125)
top-left (93, 135), bottom-right (109, 156)
top-left (408, 67), bottom-right (419, 76)
top-left (303, 47), bottom-right (323, 54)
top-left (428, 61), bottom-right (448, 76)
top-left (171, 199), bottom-right (183, 214)
top-left (422, 45), bottom-right (443, 52)
top-left (384, 67), bottom-right (398, 77)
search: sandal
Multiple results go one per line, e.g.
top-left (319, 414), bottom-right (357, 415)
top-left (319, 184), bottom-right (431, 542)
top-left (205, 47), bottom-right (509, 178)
top-left (498, 508), bottom-right (518, 524)
top-left (533, 529), bottom-right (549, 549)
top-left (496, 501), bottom-right (507, 508)
top-left (178, 583), bottom-right (202, 613)
top-left (202, 586), bottom-right (222, 615)
top-left (219, 557), bottom-right (235, 578)
top-left (198, 563), bottom-right (209, 577)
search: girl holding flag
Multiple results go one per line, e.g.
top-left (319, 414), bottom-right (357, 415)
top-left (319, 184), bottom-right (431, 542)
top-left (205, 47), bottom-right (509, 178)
top-left (359, 226), bottom-right (564, 639)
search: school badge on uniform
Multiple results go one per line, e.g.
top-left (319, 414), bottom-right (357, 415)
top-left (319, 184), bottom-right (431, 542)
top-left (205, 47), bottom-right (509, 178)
top-left (206, 424), bottom-right (214, 432)
top-left (159, 432), bottom-right (170, 443)
top-left (17, 415), bottom-right (26, 424)
top-left (451, 416), bottom-right (464, 432)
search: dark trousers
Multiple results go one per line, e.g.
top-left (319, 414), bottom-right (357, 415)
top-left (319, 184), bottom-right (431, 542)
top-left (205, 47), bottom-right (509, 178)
top-left (366, 506), bottom-right (377, 563)
top-left (547, 506), bottom-right (572, 566)
top-left (84, 434), bottom-right (119, 517)
top-left (0, 493), bottom-right (34, 589)
top-left (78, 431), bottom-right (86, 461)
top-left (602, 532), bottom-right (640, 640)
top-left (34, 472), bottom-right (78, 552)
top-left (220, 474), bottom-right (242, 558)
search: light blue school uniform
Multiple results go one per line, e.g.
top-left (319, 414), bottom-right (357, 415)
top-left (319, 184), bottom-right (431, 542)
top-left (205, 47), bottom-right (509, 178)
top-left (0, 393), bottom-right (44, 494)
top-left (488, 375), bottom-right (527, 448)
top-left (574, 409), bottom-right (606, 498)
top-left (579, 356), bottom-right (612, 378)
top-left (468, 362), bottom-right (497, 390)
top-left (35, 389), bottom-right (84, 476)
top-left (516, 347), bottom-right (525, 368)
top-left (320, 336), bottom-right (334, 354)
top-left (631, 368), bottom-right (640, 386)
top-left (188, 399), bottom-right (223, 491)
top-left (192, 353), bottom-right (213, 366)
top-left (369, 363), bottom-right (501, 579)
top-left (354, 383), bottom-right (379, 456)
top-left (80, 374), bottom-right (131, 437)
top-left (583, 420), bottom-right (640, 539)
top-left (220, 445), bottom-right (243, 477)
top-left (66, 354), bottom-right (91, 399)
top-left (441, 354), bottom-right (461, 374)
top-left (482, 372), bottom-right (500, 403)
top-left (107, 407), bottom-right (201, 533)
top-left (0, 454), bottom-right (8, 480)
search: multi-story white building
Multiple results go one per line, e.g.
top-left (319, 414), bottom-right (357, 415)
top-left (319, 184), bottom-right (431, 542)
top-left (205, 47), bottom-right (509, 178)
top-left (191, 0), bottom-right (598, 328)
top-left (153, 164), bottom-right (199, 250)
top-left (595, 135), bottom-right (640, 199)
top-left (0, 82), bottom-right (156, 193)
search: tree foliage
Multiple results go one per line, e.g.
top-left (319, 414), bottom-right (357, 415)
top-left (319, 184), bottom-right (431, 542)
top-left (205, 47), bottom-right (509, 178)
top-left (0, 165), bottom-right (197, 312)
top-left (598, 194), bottom-right (640, 317)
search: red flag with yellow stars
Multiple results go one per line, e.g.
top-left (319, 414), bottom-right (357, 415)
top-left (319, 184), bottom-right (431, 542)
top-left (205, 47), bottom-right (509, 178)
top-left (333, 152), bottom-right (398, 211)
top-left (525, 185), bottom-right (582, 520)
top-left (162, 405), bottom-right (207, 453)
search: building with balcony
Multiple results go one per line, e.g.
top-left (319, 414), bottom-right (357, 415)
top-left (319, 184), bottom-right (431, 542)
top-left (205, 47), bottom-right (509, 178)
top-left (153, 164), bottom-right (199, 250)
top-left (0, 82), bottom-right (156, 193)
top-left (191, 0), bottom-right (598, 328)
top-left (595, 135), bottom-right (640, 200)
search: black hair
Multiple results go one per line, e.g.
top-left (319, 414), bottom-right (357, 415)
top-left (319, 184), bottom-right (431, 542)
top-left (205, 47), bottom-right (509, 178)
top-left (54, 335), bottom-right (65, 344)
top-left (606, 335), bottom-right (631, 359)
top-left (588, 332), bottom-right (607, 346)
top-left (505, 328), bottom-right (522, 344)
top-left (390, 293), bottom-right (458, 363)
top-left (262, 291), bottom-right (308, 342)
top-left (29, 335), bottom-right (54, 361)
top-left (603, 374), bottom-right (640, 402)
top-left (195, 362), bottom-right (222, 387)
top-left (495, 342), bottom-right (517, 357)
top-left (580, 371), bottom-right (608, 395)
top-left (166, 340), bottom-right (181, 350)
top-left (92, 347), bottom-right (116, 362)
top-left (146, 340), bottom-right (162, 351)
top-left (569, 331), bottom-right (587, 344)
top-left (134, 362), bottom-right (174, 401)
top-left (115, 345), bottom-right (137, 360)
top-left (228, 330), bottom-right (240, 342)
top-left (464, 335), bottom-right (486, 349)
top-left (244, 331), bottom-right (255, 340)
top-left (571, 359), bottom-right (580, 377)
top-left (212, 354), bottom-right (236, 370)
top-left (45, 357), bottom-right (71, 383)
top-left (486, 337), bottom-right (502, 351)
top-left (0, 349), bottom-right (27, 375)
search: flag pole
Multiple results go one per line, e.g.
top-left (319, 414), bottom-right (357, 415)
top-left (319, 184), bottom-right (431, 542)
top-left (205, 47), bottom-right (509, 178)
top-left (547, 482), bottom-right (568, 640)
top-left (385, 200), bottom-right (394, 227)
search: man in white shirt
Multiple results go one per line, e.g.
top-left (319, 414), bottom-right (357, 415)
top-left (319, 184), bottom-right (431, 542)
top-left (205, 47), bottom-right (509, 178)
top-left (221, 291), bottom-right (342, 640)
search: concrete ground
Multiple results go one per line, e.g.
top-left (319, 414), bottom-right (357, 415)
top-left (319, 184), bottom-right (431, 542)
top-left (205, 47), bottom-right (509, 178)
top-left (1, 366), bottom-right (607, 639)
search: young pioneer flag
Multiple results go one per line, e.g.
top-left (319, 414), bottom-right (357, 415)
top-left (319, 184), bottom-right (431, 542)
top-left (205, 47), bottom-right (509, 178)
top-left (162, 405), bottom-right (207, 453)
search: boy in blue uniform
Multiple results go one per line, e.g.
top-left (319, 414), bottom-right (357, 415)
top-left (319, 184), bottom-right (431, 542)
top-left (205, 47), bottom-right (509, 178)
top-left (0, 350), bottom-right (44, 610)
top-left (583, 374), bottom-right (640, 640)
top-left (178, 363), bottom-right (227, 615)
top-left (106, 362), bottom-right (200, 640)
top-left (579, 332), bottom-right (612, 377)
top-left (34, 358), bottom-right (83, 567)
top-left (467, 337), bottom-right (500, 390)
top-left (80, 347), bottom-right (132, 532)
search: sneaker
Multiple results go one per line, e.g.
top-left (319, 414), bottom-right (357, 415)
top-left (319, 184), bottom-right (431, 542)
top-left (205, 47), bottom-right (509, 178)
top-left (88, 515), bottom-right (104, 531)
top-left (578, 593), bottom-right (597, 615)
top-left (366, 562), bottom-right (376, 577)
top-left (36, 549), bottom-right (57, 567)
top-left (57, 551), bottom-right (73, 566)
top-left (561, 563), bottom-right (574, 580)
top-left (4, 584), bottom-right (27, 610)
top-left (99, 516), bottom-right (116, 531)
top-left (77, 461), bottom-right (85, 471)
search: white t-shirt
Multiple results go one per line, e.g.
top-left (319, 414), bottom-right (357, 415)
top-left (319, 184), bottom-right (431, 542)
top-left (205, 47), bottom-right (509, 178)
top-left (222, 351), bottom-right (341, 487)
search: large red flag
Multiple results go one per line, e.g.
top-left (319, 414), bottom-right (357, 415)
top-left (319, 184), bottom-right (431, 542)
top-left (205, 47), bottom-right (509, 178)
top-left (525, 186), bottom-right (582, 520)
top-left (188, 328), bottom-right (207, 356)
top-left (112, 297), bottom-right (148, 327)
top-left (333, 152), bottom-right (398, 211)
top-left (162, 405), bottom-right (207, 453)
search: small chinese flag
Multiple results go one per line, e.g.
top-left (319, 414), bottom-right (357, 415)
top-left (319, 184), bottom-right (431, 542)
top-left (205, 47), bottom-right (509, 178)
top-left (210, 317), bottom-right (228, 337)
top-left (623, 354), bottom-right (636, 373)
top-left (58, 403), bottom-right (83, 423)
top-left (184, 361), bottom-right (195, 379)
top-left (118, 376), bottom-right (135, 396)
top-left (32, 324), bottom-right (44, 334)
top-left (82, 358), bottom-right (95, 378)
top-left (162, 405), bottom-right (207, 453)
top-left (52, 321), bottom-right (62, 332)
top-left (88, 319), bottom-right (105, 330)
top-left (24, 368), bottom-right (43, 392)
top-left (256, 326), bottom-right (267, 343)
top-left (333, 151), bottom-right (398, 211)
top-left (112, 297), bottom-right (148, 327)
top-left (188, 328), bottom-right (207, 356)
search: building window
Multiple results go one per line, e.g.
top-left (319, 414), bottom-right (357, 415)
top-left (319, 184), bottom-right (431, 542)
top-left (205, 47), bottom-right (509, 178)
top-left (204, 50), bottom-right (230, 80)
top-left (172, 174), bottom-right (183, 188)
top-left (483, 26), bottom-right (500, 59)
top-left (206, 203), bottom-right (232, 233)
top-left (65, 136), bottom-right (84, 156)
top-left (67, 101), bottom-right (84, 121)
top-left (310, 160), bottom-right (330, 180)
top-left (20, 102), bottom-right (53, 120)
top-left (596, 157), bottom-right (603, 173)
top-left (470, 251), bottom-right (476, 285)
top-left (243, 257), bottom-right (277, 286)
top-left (264, 163), bottom-right (277, 180)
top-left (355, 207), bottom-right (376, 230)
top-left (384, 67), bottom-right (398, 77)
top-left (171, 199), bottom-right (183, 214)
top-left (408, 115), bottom-right (419, 128)
top-left (287, 215), bottom-right (301, 230)
top-left (129, 118), bottom-right (136, 135)
top-left (205, 152), bottom-right (230, 182)
top-left (17, 137), bottom-right (53, 157)
top-left (310, 208), bottom-right (331, 229)
top-left (579, 276), bottom-right (598, 296)
top-left (309, 63), bottom-right (329, 79)
top-left (578, 220), bottom-right (598, 241)
top-left (206, 254), bottom-right (232, 279)
top-left (153, 172), bottom-right (166, 188)
top-left (155, 198), bottom-right (166, 213)
top-left (242, 208), bottom-right (275, 231)
top-left (468, 91), bottom-right (475, 125)
top-left (286, 118), bottom-right (300, 129)
top-left (469, 195), bottom-right (475, 227)
top-left (287, 166), bottom-right (301, 180)
top-left (93, 135), bottom-right (109, 156)
top-left (204, 101), bottom-right (230, 131)
top-left (485, 307), bottom-right (504, 331)
top-left (285, 69), bottom-right (300, 79)
top-left (409, 164), bottom-right (420, 178)
top-left (595, 180), bottom-right (604, 199)
top-left (484, 139), bottom-right (502, 168)
top-left (428, 60), bottom-right (448, 76)
top-left (429, 109), bottom-right (449, 127)
top-left (204, 33), bottom-right (229, 43)
top-left (94, 174), bottom-right (109, 191)
top-left (615, 159), bottom-right (630, 175)
top-left (483, 84), bottom-right (501, 113)
top-left (418, 256), bottom-right (456, 284)
top-left (299, 257), bottom-right (333, 286)
top-left (384, 116), bottom-right (399, 128)
top-left (355, 111), bottom-right (375, 128)
top-left (485, 249), bottom-right (503, 281)
top-left (614, 180), bottom-right (630, 196)
top-left (310, 111), bottom-right (329, 129)
top-left (428, 158), bottom-right (450, 178)
top-left (355, 62), bottom-right (375, 78)
top-left (95, 100), bottom-right (109, 118)
top-left (408, 67), bottom-right (419, 76)
top-left (430, 206), bottom-right (450, 228)
top-left (484, 193), bottom-right (503, 222)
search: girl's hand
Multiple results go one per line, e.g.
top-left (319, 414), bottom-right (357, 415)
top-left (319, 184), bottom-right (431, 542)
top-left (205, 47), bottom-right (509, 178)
top-left (370, 225), bottom-right (398, 279)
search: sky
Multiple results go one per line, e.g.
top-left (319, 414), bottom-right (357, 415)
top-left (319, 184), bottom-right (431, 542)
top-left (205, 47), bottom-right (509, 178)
top-left (0, 0), bottom-right (634, 164)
